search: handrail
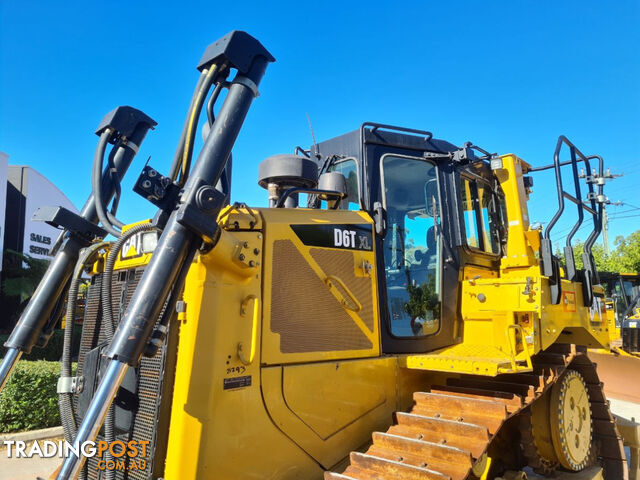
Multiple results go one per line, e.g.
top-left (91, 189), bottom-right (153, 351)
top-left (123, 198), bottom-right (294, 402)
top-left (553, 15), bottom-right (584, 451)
top-left (360, 122), bottom-right (434, 143)
top-left (505, 324), bottom-right (533, 372)
top-left (534, 136), bottom-right (606, 306)
top-left (544, 136), bottom-right (597, 242)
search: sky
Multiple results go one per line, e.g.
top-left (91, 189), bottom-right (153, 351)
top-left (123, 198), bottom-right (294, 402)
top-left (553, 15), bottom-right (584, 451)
top-left (1, 1), bottom-right (639, 251)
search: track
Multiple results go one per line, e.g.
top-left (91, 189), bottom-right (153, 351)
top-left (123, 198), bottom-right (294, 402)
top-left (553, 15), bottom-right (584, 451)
top-left (325, 345), bottom-right (628, 480)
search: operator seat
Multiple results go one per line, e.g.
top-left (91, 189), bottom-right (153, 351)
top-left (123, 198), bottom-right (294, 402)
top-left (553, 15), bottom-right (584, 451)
top-left (411, 226), bottom-right (437, 285)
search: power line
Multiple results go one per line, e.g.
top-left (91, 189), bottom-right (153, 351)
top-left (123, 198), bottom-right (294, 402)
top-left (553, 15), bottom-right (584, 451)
top-left (608, 213), bottom-right (640, 220)
top-left (609, 208), bottom-right (640, 215)
top-left (620, 202), bottom-right (640, 210)
top-left (554, 222), bottom-right (593, 244)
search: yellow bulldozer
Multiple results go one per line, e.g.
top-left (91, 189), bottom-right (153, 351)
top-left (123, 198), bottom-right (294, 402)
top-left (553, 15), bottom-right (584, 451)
top-left (0, 31), bottom-right (637, 480)
top-left (588, 271), bottom-right (640, 416)
top-left (601, 272), bottom-right (640, 354)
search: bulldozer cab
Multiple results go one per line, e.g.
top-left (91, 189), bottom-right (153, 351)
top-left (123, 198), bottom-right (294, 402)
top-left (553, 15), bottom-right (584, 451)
top-left (311, 123), bottom-right (507, 354)
top-left (602, 272), bottom-right (640, 324)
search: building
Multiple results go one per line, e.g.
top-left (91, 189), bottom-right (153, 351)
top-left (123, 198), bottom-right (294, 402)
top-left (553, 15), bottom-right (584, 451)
top-left (4, 163), bottom-right (78, 260)
top-left (0, 153), bottom-right (7, 270)
top-left (0, 154), bottom-right (79, 331)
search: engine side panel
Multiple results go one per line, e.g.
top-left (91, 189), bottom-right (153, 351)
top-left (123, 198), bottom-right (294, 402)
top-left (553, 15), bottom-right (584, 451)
top-left (164, 229), bottom-right (324, 479)
top-left (260, 207), bottom-right (380, 365)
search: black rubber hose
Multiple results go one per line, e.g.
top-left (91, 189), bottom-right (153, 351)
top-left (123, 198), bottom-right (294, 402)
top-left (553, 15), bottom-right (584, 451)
top-left (101, 223), bottom-right (157, 337)
top-left (177, 64), bottom-right (220, 186)
top-left (92, 130), bottom-right (121, 237)
top-left (105, 139), bottom-right (125, 229)
top-left (59, 242), bottom-right (109, 443)
top-left (206, 82), bottom-right (224, 126)
top-left (100, 222), bottom-right (157, 479)
top-left (168, 71), bottom-right (208, 182)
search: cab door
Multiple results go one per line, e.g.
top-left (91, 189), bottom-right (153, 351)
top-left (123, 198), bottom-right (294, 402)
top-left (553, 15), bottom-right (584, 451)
top-left (373, 151), bottom-right (461, 354)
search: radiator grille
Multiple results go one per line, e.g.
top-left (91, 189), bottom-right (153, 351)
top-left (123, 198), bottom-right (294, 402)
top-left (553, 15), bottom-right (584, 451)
top-left (309, 247), bottom-right (375, 330)
top-left (270, 240), bottom-right (372, 353)
top-left (76, 268), bottom-right (174, 480)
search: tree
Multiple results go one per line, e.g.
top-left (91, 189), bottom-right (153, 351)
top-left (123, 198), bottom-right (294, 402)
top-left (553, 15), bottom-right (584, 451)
top-left (612, 230), bottom-right (640, 272)
top-left (404, 275), bottom-right (440, 319)
top-left (558, 230), bottom-right (640, 274)
top-left (2, 250), bottom-right (50, 301)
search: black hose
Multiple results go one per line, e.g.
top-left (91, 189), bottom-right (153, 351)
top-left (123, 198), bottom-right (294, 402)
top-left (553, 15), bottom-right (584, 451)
top-left (102, 223), bottom-right (157, 337)
top-left (92, 130), bottom-right (122, 237)
top-left (168, 71), bottom-right (208, 181)
top-left (59, 242), bottom-right (109, 442)
top-left (100, 222), bottom-right (157, 479)
top-left (206, 82), bottom-right (224, 126)
top-left (105, 140), bottom-right (125, 229)
top-left (178, 65), bottom-right (220, 186)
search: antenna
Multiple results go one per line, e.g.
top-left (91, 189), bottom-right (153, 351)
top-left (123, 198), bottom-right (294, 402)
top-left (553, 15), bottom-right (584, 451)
top-left (305, 112), bottom-right (318, 155)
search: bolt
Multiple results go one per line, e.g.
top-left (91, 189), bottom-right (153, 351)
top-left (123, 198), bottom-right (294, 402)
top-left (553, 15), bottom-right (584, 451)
top-left (249, 260), bottom-right (255, 267)
top-left (238, 254), bottom-right (245, 261)
top-left (243, 242), bottom-right (249, 248)
top-left (148, 169), bottom-right (157, 178)
top-left (142, 180), bottom-right (152, 189)
top-left (254, 248), bottom-right (260, 255)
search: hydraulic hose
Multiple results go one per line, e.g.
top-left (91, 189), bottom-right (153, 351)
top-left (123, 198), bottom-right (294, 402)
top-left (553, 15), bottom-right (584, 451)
top-left (93, 133), bottom-right (138, 237)
top-left (92, 130), bottom-right (122, 237)
top-left (102, 223), bottom-right (158, 345)
top-left (176, 64), bottom-right (220, 186)
top-left (59, 242), bottom-right (109, 442)
top-left (100, 222), bottom-right (157, 480)
top-left (206, 82), bottom-right (225, 126)
top-left (0, 107), bottom-right (154, 400)
top-left (104, 140), bottom-right (125, 229)
top-left (168, 71), bottom-right (208, 182)
top-left (56, 33), bottom-right (274, 479)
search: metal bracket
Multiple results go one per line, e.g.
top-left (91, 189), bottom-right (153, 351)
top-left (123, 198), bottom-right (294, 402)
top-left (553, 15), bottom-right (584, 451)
top-left (33, 206), bottom-right (107, 246)
top-left (133, 165), bottom-right (181, 211)
top-left (95, 106), bottom-right (157, 142)
top-left (235, 76), bottom-right (260, 97)
top-left (175, 301), bottom-right (187, 314)
top-left (57, 376), bottom-right (83, 394)
top-left (197, 30), bottom-right (275, 75)
top-left (175, 177), bottom-right (226, 243)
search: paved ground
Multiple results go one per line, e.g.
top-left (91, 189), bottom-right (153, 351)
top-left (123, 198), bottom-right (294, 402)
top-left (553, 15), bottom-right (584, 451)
top-left (609, 397), bottom-right (640, 422)
top-left (0, 439), bottom-right (62, 480)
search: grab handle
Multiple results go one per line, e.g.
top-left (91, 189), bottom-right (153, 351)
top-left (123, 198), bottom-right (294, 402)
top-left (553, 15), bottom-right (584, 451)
top-left (238, 295), bottom-right (259, 365)
top-left (325, 275), bottom-right (362, 313)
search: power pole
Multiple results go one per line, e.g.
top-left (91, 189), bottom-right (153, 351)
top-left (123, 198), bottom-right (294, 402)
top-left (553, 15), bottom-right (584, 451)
top-left (602, 207), bottom-right (610, 255)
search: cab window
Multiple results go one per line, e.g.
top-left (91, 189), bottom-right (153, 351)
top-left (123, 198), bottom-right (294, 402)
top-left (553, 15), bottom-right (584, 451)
top-left (327, 158), bottom-right (360, 210)
top-left (381, 155), bottom-right (441, 338)
top-left (460, 177), bottom-right (505, 255)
